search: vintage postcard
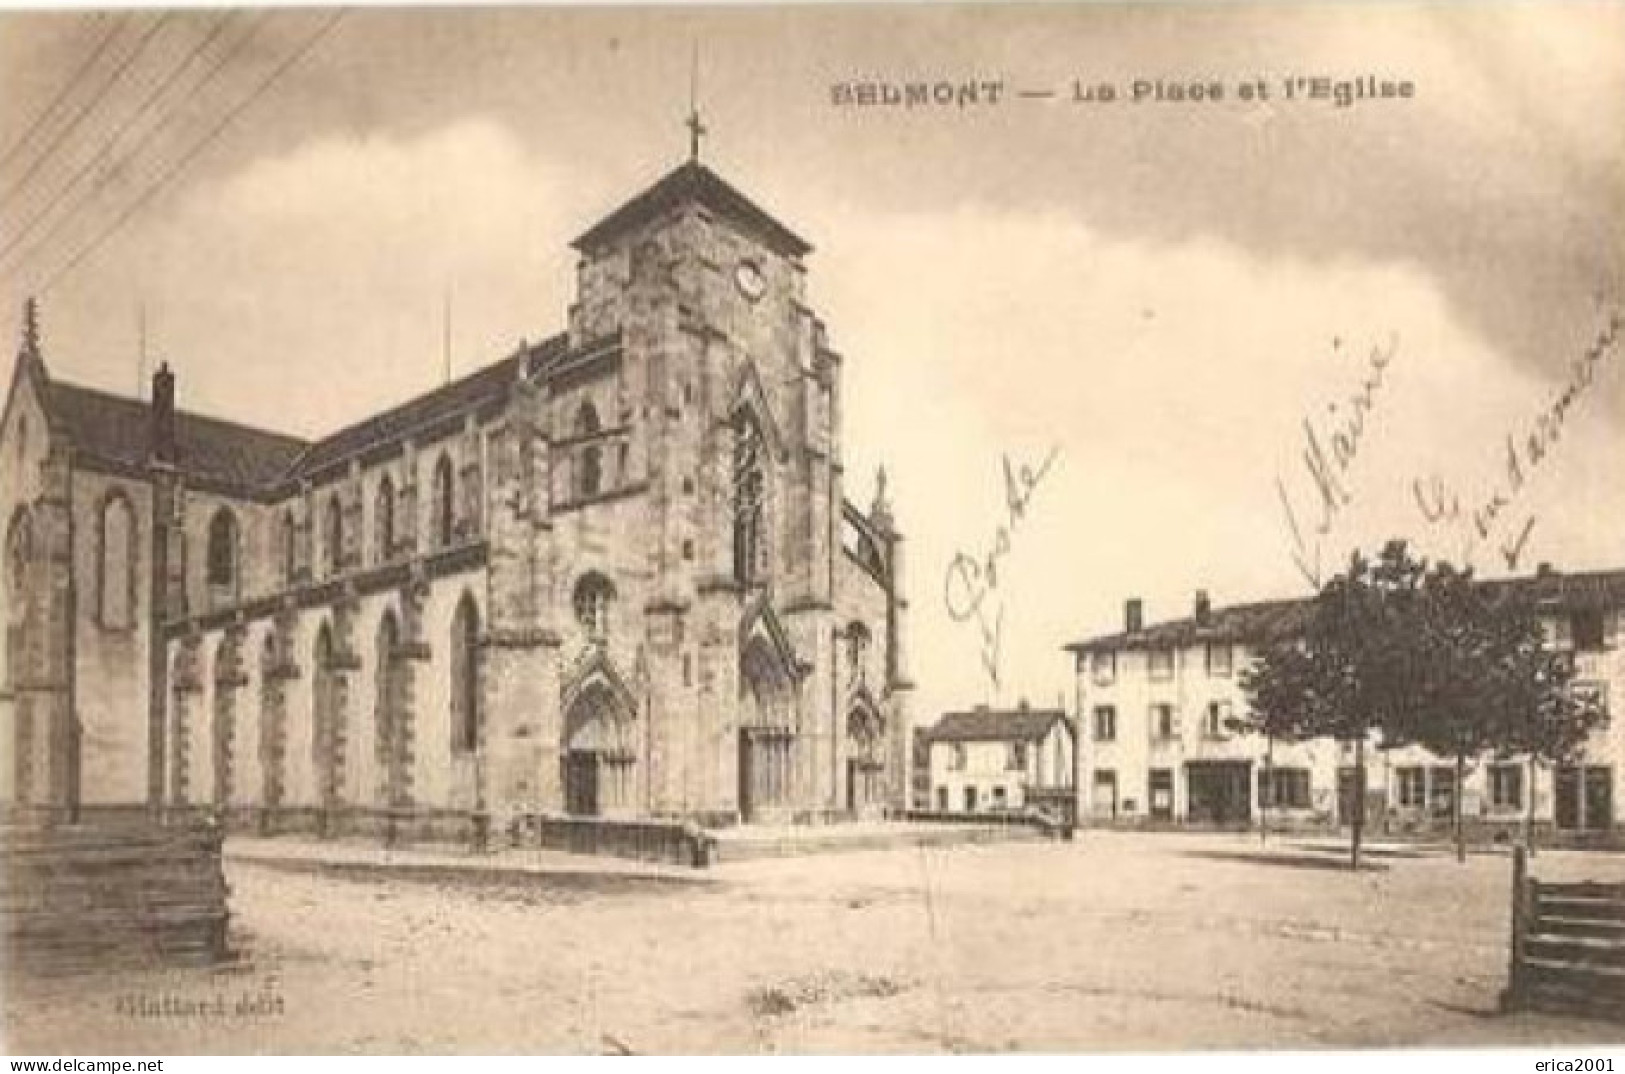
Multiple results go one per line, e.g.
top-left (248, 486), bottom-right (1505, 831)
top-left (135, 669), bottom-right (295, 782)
top-left (1, 0), bottom-right (1622, 1057)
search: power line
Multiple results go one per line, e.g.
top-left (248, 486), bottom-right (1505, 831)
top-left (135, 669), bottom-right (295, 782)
top-left (38, 9), bottom-right (350, 295)
top-left (0, 11), bottom-right (252, 273)
top-left (0, 11), bottom-right (175, 211)
top-left (0, 12), bottom-right (125, 176)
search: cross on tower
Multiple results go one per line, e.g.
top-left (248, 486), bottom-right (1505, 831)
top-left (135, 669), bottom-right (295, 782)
top-left (686, 108), bottom-right (707, 163)
top-left (686, 40), bottom-right (707, 162)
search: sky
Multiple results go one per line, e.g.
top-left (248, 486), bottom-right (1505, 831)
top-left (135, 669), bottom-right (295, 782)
top-left (1, 2), bottom-right (1622, 722)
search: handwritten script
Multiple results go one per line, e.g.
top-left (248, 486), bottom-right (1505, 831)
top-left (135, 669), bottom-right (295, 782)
top-left (1413, 306), bottom-right (1623, 572)
top-left (944, 447), bottom-right (1062, 690)
top-left (1277, 333), bottom-right (1400, 589)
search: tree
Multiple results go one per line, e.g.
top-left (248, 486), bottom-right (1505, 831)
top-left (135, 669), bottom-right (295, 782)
top-left (1237, 541), bottom-right (1429, 870)
top-left (1240, 541), bottom-right (1608, 868)
top-left (1389, 569), bottom-right (1605, 860)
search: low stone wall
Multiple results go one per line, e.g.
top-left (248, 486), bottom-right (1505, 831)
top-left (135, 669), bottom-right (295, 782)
top-left (904, 808), bottom-right (1073, 839)
top-left (2, 820), bottom-right (230, 974)
top-left (509, 812), bottom-right (717, 868)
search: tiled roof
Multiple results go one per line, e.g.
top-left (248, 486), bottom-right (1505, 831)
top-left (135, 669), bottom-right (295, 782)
top-left (286, 334), bottom-right (569, 481)
top-left (40, 334), bottom-right (585, 496)
top-left (572, 160), bottom-right (812, 258)
top-left (47, 381), bottom-right (308, 497)
top-left (1064, 568), bottom-right (1625, 654)
top-left (924, 707), bottom-right (1070, 744)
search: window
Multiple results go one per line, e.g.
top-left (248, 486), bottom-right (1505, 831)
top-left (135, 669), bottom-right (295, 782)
top-left (279, 510), bottom-right (297, 585)
top-left (1429, 765), bottom-right (1457, 818)
top-left (936, 786), bottom-right (948, 811)
top-left (732, 412), bottom-right (766, 586)
top-left (1573, 609), bottom-right (1606, 652)
top-left (572, 572), bottom-right (616, 641)
top-left (206, 508), bottom-right (239, 594)
top-left (1397, 766), bottom-right (1426, 808)
top-left (1148, 648), bottom-right (1175, 682)
top-left (949, 743), bottom-right (967, 771)
top-left (322, 496), bottom-right (343, 576)
top-left (574, 402), bottom-right (602, 500)
top-left (579, 445), bottom-right (603, 498)
top-left (1259, 767), bottom-right (1311, 809)
top-left (449, 595), bottom-right (481, 753)
top-left (963, 786), bottom-right (978, 812)
top-left (682, 539), bottom-right (694, 561)
top-left (846, 621), bottom-right (871, 675)
top-left (6, 509), bottom-right (32, 621)
top-left (1203, 700), bottom-right (1231, 739)
top-left (1007, 741), bottom-right (1028, 771)
top-left (97, 493), bottom-right (136, 629)
top-left (1574, 682), bottom-right (1610, 724)
top-left (375, 474), bottom-right (395, 563)
top-left (1093, 705), bottom-right (1117, 742)
top-left (433, 455), bottom-right (456, 548)
top-left (1205, 642), bottom-right (1233, 677)
top-left (992, 786), bottom-right (1008, 810)
top-left (1090, 650), bottom-right (1116, 686)
top-left (1151, 703), bottom-right (1177, 741)
top-left (1490, 764), bottom-right (1524, 812)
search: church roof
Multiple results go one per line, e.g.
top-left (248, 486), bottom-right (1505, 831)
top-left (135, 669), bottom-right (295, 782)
top-left (46, 380), bottom-right (309, 497)
top-left (571, 160), bottom-right (812, 258)
top-left (925, 707), bottom-right (1071, 744)
top-left (286, 333), bottom-right (569, 481)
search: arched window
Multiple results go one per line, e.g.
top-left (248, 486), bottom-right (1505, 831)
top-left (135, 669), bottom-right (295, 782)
top-left (206, 508), bottom-right (239, 600)
top-left (449, 595), bottom-right (481, 754)
top-left (579, 445), bottom-right (603, 498)
top-left (433, 454), bottom-right (455, 549)
top-left (97, 493), bottom-right (137, 629)
top-left (5, 508), bottom-right (31, 627)
top-left (574, 400), bottom-right (601, 437)
top-left (733, 413), bottom-right (766, 586)
top-left (312, 621), bottom-right (344, 807)
top-left (323, 495), bottom-right (343, 576)
top-left (574, 402), bottom-right (602, 500)
top-left (375, 610), bottom-right (409, 807)
top-left (258, 632), bottom-right (286, 809)
top-left (572, 572), bottom-right (616, 641)
top-left (279, 510), bottom-right (297, 585)
top-left (375, 474), bottom-right (396, 564)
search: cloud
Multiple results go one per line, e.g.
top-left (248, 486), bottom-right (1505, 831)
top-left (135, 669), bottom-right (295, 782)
top-left (118, 119), bottom-right (581, 436)
top-left (813, 205), bottom-right (1625, 718)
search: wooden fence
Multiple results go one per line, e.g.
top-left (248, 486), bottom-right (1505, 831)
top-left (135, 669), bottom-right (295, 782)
top-left (2, 821), bottom-right (230, 975)
top-left (1503, 845), bottom-right (1625, 1022)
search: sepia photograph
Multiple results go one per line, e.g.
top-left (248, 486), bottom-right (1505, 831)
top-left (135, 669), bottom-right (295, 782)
top-left (0, 0), bottom-right (1622, 1057)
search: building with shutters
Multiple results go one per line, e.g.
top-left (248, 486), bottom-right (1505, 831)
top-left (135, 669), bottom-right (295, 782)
top-left (1066, 581), bottom-right (1623, 841)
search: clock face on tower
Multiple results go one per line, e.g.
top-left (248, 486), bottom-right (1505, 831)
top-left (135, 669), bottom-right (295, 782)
top-left (734, 259), bottom-right (767, 302)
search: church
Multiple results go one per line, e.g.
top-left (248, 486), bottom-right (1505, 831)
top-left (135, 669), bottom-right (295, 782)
top-left (0, 154), bottom-right (914, 841)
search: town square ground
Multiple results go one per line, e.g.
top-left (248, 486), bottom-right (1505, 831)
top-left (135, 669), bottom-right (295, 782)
top-left (5, 831), bottom-right (1623, 1053)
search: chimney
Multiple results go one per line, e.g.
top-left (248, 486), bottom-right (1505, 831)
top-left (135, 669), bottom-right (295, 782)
top-left (150, 362), bottom-right (176, 464)
top-left (1536, 562), bottom-right (1555, 578)
top-left (1125, 598), bottom-right (1144, 634)
top-left (1194, 590), bottom-right (1212, 626)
